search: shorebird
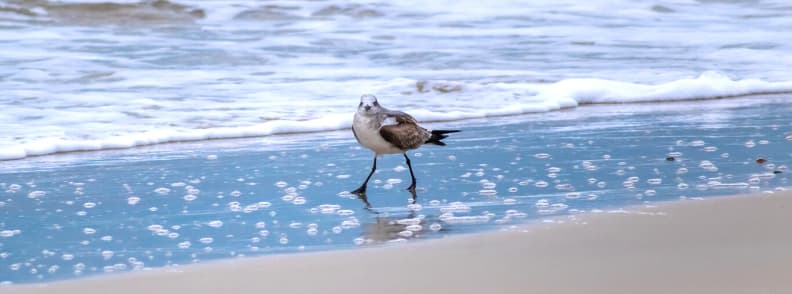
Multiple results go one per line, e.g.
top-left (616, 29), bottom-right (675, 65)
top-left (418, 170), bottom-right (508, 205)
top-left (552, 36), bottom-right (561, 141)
top-left (351, 94), bottom-right (459, 196)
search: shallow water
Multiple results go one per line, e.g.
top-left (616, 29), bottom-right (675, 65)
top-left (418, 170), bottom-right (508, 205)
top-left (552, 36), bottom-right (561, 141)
top-left (1, 95), bottom-right (790, 284)
top-left (2, 0), bottom-right (792, 159)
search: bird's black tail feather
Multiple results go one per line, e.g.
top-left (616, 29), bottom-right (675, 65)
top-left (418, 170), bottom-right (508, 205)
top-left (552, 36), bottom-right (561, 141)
top-left (425, 130), bottom-right (461, 146)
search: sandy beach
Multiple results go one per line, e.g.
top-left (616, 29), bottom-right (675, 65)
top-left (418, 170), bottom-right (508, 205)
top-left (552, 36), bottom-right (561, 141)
top-left (6, 190), bottom-right (792, 294)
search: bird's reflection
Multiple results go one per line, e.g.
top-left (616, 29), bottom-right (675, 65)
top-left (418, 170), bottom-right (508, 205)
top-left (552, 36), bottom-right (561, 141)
top-left (351, 188), bottom-right (436, 243)
top-left (356, 206), bottom-right (447, 244)
top-left (355, 189), bottom-right (417, 209)
top-left (361, 211), bottom-right (422, 242)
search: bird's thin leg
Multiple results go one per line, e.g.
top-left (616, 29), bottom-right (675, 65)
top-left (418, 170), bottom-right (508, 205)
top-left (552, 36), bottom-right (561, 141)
top-left (357, 192), bottom-right (372, 209)
top-left (404, 153), bottom-right (417, 193)
top-left (352, 156), bottom-right (377, 195)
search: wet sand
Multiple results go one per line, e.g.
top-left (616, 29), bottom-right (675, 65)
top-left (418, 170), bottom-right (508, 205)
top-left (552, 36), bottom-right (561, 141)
top-left (7, 191), bottom-right (792, 294)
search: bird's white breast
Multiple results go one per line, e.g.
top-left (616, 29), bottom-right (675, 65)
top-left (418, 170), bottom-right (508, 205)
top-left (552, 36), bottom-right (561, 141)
top-left (354, 114), bottom-right (403, 155)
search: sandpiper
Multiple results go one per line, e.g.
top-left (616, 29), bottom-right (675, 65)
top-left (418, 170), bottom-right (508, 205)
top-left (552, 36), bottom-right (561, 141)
top-left (351, 94), bottom-right (459, 196)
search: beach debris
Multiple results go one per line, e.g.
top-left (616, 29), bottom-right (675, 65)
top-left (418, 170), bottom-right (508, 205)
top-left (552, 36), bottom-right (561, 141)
top-left (666, 151), bottom-right (682, 161)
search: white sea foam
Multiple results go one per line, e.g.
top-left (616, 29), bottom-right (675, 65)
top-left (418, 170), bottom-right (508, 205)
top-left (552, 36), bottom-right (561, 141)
top-left (2, 72), bottom-right (789, 160)
top-left (2, 0), bottom-right (792, 160)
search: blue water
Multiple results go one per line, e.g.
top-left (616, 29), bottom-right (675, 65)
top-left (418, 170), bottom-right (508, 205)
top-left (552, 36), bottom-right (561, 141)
top-left (1, 95), bottom-right (790, 284)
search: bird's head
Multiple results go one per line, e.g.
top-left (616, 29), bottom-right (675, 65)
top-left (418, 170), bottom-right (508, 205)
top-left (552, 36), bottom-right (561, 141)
top-left (358, 94), bottom-right (382, 115)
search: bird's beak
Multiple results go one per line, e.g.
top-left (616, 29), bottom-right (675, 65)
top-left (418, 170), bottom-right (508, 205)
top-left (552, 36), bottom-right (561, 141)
top-left (364, 105), bottom-right (371, 111)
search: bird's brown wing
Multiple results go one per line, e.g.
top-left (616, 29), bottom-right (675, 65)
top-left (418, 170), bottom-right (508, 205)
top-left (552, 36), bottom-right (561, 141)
top-left (384, 110), bottom-right (418, 125)
top-left (379, 111), bottom-right (428, 150)
top-left (380, 124), bottom-right (427, 151)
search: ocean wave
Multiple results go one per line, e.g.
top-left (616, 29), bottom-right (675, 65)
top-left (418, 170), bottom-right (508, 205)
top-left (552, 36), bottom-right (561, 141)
top-left (0, 0), bottom-right (387, 25)
top-left (2, 72), bottom-right (791, 161)
top-left (1, 0), bottom-right (205, 25)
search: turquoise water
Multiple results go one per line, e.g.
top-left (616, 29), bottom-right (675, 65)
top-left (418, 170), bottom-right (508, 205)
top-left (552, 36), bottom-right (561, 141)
top-left (1, 95), bottom-right (790, 284)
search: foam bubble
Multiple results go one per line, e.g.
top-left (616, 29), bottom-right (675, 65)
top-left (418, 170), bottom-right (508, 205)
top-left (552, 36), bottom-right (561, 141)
top-left (27, 191), bottom-right (46, 199)
top-left (101, 250), bottom-right (114, 260)
top-left (398, 230), bottom-right (414, 238)
top-left (699, 160), bottom-right (718, 172)
top-left (7, 184), bottom-right (21, 192)
top-left (439, 215), bottom-right (491, 224)
top-left (154, 188), bottom-right (170, 195)
top-left (396, 218), bottom-right (421, 225)
top-left (405, 225), bottom-right (423, 232)
top-left (337, 209), bottom-right (354, 216)
top-left (127, 196), bottom-right (141, 205)
top-left (479, 189), bottom-right (497, 196)
top-left (439, 202), bottom-right (472, 213)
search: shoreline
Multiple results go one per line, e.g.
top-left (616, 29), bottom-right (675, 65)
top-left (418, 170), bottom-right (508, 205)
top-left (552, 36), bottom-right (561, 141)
top-left (6, 191), bottom-right (792, 294)
top-left (2, 93), bottom-right (790, 163)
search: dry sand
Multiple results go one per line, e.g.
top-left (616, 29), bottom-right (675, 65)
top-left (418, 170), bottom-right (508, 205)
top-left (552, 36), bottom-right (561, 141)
top-left (7, 191), bottom-right (792, 294)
